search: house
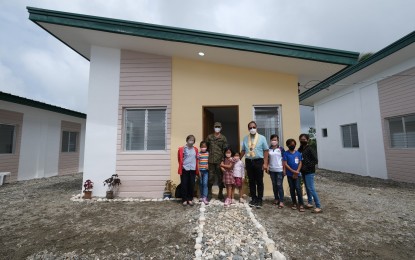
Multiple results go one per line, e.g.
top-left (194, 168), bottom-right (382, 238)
top-left (0, 91), bottom-right (86, 182)
top-left (300, 31), bottom-right (415, 183)
top-left (28, 7), bottom-right (359, 198)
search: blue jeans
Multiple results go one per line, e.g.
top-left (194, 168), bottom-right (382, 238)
top-left (302, 173), bottom-right (321, 208)
top-left (199, 169), bottom-right (209, 198)
top-left (269, 171), bottom-right (284, 202)
top-left (287, 176), bottom-right (304, 205)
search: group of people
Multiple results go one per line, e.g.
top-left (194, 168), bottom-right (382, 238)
top-left (177, 121), bottom-right (322, 213)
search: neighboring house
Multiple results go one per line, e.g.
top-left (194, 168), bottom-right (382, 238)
top-left (0, 92), bottom-right (86, 182)
top-left (300, 31), bottom-right (415, 183)
top-left (28, 7), bottom-right (359, 198)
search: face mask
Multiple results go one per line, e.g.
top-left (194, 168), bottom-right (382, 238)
top-left (249, 128), bottom-right (257, 135)
top-left (288, 145), bottom-right (295, 151)
top-left (234, 156), bottom-right (240, 161)
top-left (225, 153), bottom-right (231, 158)
top-left (187, 140), bottom-right (194, 146)
top-left (201, 148), bottom-right (207, 152)
top-left (214, 127), bottom-right (221, 133)
top-left (271, 140), bottom-right (278, 146)
top-left (300, 141), bottom-right (308, 146)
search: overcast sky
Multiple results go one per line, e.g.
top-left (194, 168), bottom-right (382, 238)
top-left (1, 1), bottom-right (414, 132)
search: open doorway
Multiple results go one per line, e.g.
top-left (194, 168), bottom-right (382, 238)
top-left (203, 106), bottom-right (240, 152)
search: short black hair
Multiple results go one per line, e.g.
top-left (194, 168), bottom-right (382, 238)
top-left (186, 135), bottom-right (195, 142)
top-left (286, 138), bottom-right (296, 146)
top-left (270, 134), bottom-right (279, 141)
top-left (223, 147), bottom-right (234, 157)
top-left (200, 141), bottom-right (207, 147)
top-left (299, 133), bottom-right (310, 140)
top-left (248, 121), bottom-right (257, 128)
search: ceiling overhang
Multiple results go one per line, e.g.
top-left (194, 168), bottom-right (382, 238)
top-left (28, 7), bottom-right (360, 92)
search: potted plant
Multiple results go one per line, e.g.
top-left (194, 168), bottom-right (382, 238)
top-left (103, 174), bottom-right (121, 199)
top-left (83, 179), bottom-right (94, 199)
top-left (163, 180), bottom-right (176, 199)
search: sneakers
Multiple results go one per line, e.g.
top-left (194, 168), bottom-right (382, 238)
top-left (202, 198), bottom-right (209, 205)
top-left (224, 198), bottom-right (231, 207)
top-left (248, 199), bottom-right (256, 207)
top-left (256, 200), bottom-right (263, 209)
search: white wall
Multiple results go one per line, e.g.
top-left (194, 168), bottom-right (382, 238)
top-left (314, 58), bottom-right (415, 179)
top-left (83, 46), bottom-right (121, 197)
top-left (0, 101), bottom-right (86, 180)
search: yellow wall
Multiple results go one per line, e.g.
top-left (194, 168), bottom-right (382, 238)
top-left (170, 57), bottom-right (301, 197)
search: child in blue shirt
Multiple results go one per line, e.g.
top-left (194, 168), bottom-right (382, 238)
top-left (283, 138), bottom-right (305, 212)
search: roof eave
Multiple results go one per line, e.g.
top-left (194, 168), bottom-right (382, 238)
top-left (27, 6), bottom-right (359, 66)
top-left (299, 30), bottom-right (415, 102)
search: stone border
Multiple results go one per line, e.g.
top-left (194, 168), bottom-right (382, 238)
top-left (70, 193), bottom-right (181, 202)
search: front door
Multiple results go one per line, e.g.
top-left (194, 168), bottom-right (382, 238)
top-left (202, 106), bottom-right (240, 152)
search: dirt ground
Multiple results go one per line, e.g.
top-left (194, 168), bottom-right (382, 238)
top-left (256, 169), bottom-right (415, 260)
top-left (1, 170), bottom-right (414, 259)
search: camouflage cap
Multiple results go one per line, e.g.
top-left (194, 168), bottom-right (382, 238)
top-left (214, 122), bottom-right (222, 127)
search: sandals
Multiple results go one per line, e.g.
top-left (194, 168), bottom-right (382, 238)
top-left (312, 208), bottom-right (323, 214)
top-left (272, 200), bottom-right (279, 205)
top-left (299, 206), bottom-right (305, 212)
top-left (305, 204), bottom-right (314, 209)
top-left (291, 205), bottom-right (297, 210)
top-left (278, 203), bottom-right (284, 209)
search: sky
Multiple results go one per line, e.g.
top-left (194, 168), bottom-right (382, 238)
top-left (1, 0), bottom-right (414, 133)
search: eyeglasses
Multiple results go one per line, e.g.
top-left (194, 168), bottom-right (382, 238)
top-left (249, 127), bottom-right (256, 130)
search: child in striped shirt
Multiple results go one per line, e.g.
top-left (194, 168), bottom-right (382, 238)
top-left (198, 141), bottom-right (209, 205)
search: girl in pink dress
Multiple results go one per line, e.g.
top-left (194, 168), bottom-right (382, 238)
top-left (220, 147), bottom-right (235, 207)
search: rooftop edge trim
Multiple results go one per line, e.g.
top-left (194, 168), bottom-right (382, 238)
top-left (27, 6), bottom-right (359, 65)
top-left (0, 92), bottom-right (86, 119)
top-left (299, 30), bottom-right (415, 102)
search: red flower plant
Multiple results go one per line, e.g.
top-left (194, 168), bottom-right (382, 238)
top-left (83, 179), bottom-right (94, 192)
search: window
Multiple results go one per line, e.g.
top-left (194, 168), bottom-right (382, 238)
top-left (0, 124), bottom-right (15, 154)
top-left (124, 108), bottom-right (166, 151)
top-left (253, 106), bottom-right (281, 140)
top-left (61, 131), bottom-right (78, 152)
top-left (388, 114), bottom-right (415, 148)
top-left (322, 128), bottom-right (328, 137)
top-left (341, 123), bottom-right (359, 148)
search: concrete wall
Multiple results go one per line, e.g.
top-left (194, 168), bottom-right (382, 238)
top-left (82, 46), bottom-right (121, 197)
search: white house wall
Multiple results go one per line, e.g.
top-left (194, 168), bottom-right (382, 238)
top-left (0, 101), bottom-right (86, 180)
top-left (83, 45), bottom-right (121, 197)
top-left (314, 57), bottom-right (415, 179)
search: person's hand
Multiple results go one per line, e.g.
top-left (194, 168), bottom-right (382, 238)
top-left (262, 163), bottom-right (268, 171)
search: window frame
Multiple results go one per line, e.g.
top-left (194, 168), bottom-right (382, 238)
top-left (0, 123), bottom-right (16, 154)
top-left (61, 131), bottom-right (78, 153)
top-left (387, 114), bottom-right (415, 149)
top-left (123, 107), bottom-right (167, 152)
top-left (341, 123), bottom-right (359, 148)
top-left (252, 105), bottom-right (283, 142)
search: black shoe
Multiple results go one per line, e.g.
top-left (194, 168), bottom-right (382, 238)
top-left (256, 200), bottom-right (263, 209)
top-left (249, 199), bottom-right (256, 207)
top-left (218, 191), bottom-right (224, 201)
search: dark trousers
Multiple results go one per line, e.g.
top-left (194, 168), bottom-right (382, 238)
top-left (180, 169), bottom-right (196, 202)
top-left (245, 158), bottom-right (264, 201)
top-left (208, 163), bottom-right (224, 197)
top-left (287, 176), bottom-right (304, 205)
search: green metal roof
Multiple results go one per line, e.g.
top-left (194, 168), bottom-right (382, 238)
top-left (299, 30), bottom-right (415, 102)
top-left (0, 91), bottom-right (86, 119)
top-left (27, 7), bottom-right (359, 65)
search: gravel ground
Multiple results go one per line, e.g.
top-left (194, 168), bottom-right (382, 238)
top-left (1, 170), bottom-right (414, 259)
top-left (255, 169), bottom-right (415, 260)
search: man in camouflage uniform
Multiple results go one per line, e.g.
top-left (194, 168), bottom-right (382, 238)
top-left (205, 122), bottom-right (228, 200)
